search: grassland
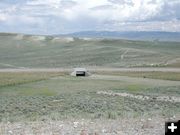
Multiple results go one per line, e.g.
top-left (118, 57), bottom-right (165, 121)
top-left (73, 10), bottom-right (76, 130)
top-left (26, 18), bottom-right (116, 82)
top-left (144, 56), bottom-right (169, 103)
top-left (0, 33), bottom-right (180, 134)
top-left (0, 72), bottom-right (180, 123)
top-left (0, 72), bottom-right (66, 87)
top-left (95, 71), bottom-right (180, 81)
top-left (0, 33), bottom-right (180, 68)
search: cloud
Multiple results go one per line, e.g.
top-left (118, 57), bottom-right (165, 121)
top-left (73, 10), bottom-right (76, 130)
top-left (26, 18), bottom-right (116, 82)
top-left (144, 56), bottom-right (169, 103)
top-left (108, 0), bottom-right (134, 6)
top-left (0, 14), bottom-right (7, 21)
top-left (102, 19), bottom-right (180, 32)
top-left (60, 0), bottom-right (77, 8)
top-left (0, 0), bottom-right (180, 34)
top-left (90, 5), bottom-right (115, 10)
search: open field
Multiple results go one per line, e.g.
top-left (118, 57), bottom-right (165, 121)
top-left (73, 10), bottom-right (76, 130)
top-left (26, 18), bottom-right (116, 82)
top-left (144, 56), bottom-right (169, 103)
top-left (0, 33), bottom-right (180, 134)
top-left (0, 33), bottom-right (180, 68)
top-left (0, 71), bottom-right (180, 134)
top-left (95, 71), bottom-right (180, 81)
top-left (0, 72), bottom-right (67, 87)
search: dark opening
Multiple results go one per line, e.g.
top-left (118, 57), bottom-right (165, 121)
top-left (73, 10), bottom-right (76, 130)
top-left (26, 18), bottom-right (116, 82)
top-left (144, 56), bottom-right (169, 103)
top-left (76, 71), bottom-right (85, 76)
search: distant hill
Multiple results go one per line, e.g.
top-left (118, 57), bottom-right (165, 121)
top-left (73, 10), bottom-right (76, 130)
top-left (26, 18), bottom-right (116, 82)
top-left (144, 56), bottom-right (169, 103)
top-left (0, 32), bottom-right (180, 68)
top-left (64, 31), bottom-right (180, 42)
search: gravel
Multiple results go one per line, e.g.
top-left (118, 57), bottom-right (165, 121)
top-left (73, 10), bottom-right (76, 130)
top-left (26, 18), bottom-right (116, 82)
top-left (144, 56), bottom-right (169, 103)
top-left (0, 117), bottom-right (176, 135)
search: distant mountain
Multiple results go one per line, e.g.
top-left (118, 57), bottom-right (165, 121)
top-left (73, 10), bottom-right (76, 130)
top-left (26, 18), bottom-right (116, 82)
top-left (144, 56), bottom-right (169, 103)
top-left (64, 31), bottom-right (180, 41)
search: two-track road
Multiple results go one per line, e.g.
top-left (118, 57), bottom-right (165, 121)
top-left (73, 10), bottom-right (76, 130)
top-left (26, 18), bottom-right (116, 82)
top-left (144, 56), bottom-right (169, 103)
top-left (0, 68), bottom-right (180, 72)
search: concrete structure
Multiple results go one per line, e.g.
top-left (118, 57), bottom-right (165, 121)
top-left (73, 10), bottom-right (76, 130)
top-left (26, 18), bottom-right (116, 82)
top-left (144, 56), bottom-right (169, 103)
top-left (71, 68), bottom-right (90, 76)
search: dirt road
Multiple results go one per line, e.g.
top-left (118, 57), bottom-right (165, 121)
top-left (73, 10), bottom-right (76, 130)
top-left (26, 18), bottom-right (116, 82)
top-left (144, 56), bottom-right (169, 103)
top-left (0, 68), bottom-right (180, 72)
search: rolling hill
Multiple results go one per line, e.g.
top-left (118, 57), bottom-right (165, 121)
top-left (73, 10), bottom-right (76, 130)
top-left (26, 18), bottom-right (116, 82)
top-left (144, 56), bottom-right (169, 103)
top-left (0, 33), bottom-right (180, 68)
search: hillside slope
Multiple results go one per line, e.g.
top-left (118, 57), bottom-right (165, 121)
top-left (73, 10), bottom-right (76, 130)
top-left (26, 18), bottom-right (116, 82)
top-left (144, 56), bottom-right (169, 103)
top-left (0, 33), bottom-right (180, 68)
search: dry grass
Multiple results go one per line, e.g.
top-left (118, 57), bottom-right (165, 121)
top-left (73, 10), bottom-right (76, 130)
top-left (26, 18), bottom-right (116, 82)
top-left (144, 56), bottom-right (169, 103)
top-left (0, 34), bottom-right (180, 68)
top-left (0, 72), bottom-right (67, 87)
top-left (95, 71), bottom-right (180, 81)
top-left (0, 72), bottom-right (180, 126)
top-left (167, 62), bottom-right (180, 67)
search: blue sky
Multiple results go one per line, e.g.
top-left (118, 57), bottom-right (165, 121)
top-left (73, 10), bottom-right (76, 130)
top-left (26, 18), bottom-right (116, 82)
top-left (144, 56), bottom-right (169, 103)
top-left (0, 0), bottom-right (180, 35)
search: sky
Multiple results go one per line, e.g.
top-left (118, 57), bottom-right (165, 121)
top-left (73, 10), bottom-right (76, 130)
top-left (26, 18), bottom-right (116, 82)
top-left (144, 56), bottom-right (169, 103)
top-left (0, 0), bottom-right (180, 35)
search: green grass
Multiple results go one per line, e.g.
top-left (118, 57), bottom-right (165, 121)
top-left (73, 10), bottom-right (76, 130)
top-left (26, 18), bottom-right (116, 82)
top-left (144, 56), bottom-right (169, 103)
top-left (95, 71), bottom-right (180, 81)
top-left (0, 33), bottom-right (180, 122)
top-left (0, 72), bottom-right (180, 122)
top-left (0, 72), bottom-right (67, 87)
top-left (126, 84), bottom-right (146, 92)
top-left (0, 33), bottom-right (179, 68)
top-left (19, 88), bottom-right (57, 96)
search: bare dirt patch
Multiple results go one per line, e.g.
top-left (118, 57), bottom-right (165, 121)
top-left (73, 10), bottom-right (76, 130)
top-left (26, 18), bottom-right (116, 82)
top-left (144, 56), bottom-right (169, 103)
top-left (97, 91), bottom-right (180, 103)
top-left (0, 117), bottom-right (172, 135)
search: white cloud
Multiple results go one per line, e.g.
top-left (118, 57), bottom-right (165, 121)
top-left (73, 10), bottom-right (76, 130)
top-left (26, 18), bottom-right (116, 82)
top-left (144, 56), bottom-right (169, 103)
top-left (0, 5), bottom-right (17, 21)
top-left (89, 0), bottom-right (165, 22)
top-left (0, 0), bottom-right (180, 34)
top-left (0, 13), bottom-right (7, 21)
top-left (102, 20), bottom-right (180, 32)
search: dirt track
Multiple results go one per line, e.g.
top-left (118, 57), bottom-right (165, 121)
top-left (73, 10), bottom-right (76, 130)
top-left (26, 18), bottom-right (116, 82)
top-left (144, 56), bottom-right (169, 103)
top-left (0, 68), bottom-right (180, 72)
